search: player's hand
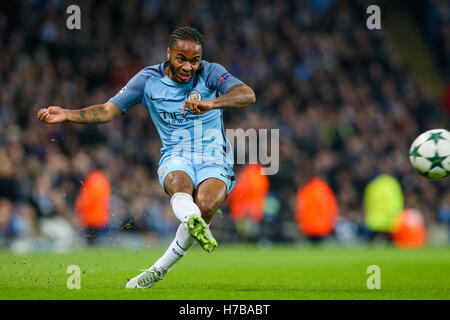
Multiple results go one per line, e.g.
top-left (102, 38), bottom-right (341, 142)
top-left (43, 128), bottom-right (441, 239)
top-left (181, 100), bottom-right (215, 115)
top-left (37, 106), bottom-right (68, 124)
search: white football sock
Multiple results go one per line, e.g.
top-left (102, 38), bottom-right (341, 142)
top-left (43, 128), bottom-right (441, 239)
top-left (170, 192), bottom-right (201, 223)
top-left (153, 223), bottom-right (197, 274)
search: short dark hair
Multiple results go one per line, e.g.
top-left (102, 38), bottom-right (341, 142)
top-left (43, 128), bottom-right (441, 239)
top-left (169, 26), bottom-right (203, 48)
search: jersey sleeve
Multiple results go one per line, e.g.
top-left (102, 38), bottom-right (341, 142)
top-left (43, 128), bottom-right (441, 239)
top-left (108, 71), bottom-right (147, 113)
top-left (203, 62), bottom-right (243, 94)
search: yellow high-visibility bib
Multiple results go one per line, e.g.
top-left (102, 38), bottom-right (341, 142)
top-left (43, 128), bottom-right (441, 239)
top-left (364, 174), bottom-right (404, 232)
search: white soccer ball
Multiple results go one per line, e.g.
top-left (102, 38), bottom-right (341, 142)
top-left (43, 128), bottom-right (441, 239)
top-left (409, 129), bottom-right (450, 180)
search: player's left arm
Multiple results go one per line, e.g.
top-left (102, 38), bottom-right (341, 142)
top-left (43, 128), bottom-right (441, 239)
top-left (182, 84), bottom-right (255, 115)
top-left (213, 83), bottom-right (256, 109)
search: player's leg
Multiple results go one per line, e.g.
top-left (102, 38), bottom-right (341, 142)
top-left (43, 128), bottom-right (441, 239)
top-left (126, 160), bottom-right (199, 288)
top-left (162, 171), bottom-right (220, 253)
top-left (125, 170), bottom-right (211, 288)
top-left (190, 164), bottom-right (235, 251)
top-left (163, 170), bottom-right (202, 223)
top-left (194, 178), bottom-right (227, 224)
top-left (149, 170), bottom-right (205, 272)
top-left (177, 178), bottom-right (227, 253)
top-left (125, 162), bottom-right (232, 288)
top-left (194, 163), bottom-right (234, 224)
top-left (162, 169), bottom-right (217, 251)
top-left (164, 170), bottom-right (194, 195)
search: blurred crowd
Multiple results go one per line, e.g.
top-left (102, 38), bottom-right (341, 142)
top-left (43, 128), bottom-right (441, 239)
top-left (0, 0), bottom-right (449, 247)
top-left (423, 0), bottom-right (450, 79)
top-left (412, 0), bottom-right (450, 114)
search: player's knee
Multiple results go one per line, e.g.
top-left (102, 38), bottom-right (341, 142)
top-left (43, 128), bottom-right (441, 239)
top-left (165, 171), bottom-right (193, 195)
top-left (195, 197), bottom-right (216, 223)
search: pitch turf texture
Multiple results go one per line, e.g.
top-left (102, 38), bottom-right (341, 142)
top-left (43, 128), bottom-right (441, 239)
top-left (0, 244), bottom-right (449, 300)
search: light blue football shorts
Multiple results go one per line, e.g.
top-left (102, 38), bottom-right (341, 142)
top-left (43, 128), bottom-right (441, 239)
top-left (157, 156), bottom-right (236, 196)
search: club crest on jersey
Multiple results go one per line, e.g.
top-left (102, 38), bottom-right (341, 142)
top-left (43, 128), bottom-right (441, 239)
top-left (188, 90), bottom-right (202, 100)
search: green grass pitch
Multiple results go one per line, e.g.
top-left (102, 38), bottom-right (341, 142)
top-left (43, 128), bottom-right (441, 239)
top-left (0, 244), bottom-right (449, 300)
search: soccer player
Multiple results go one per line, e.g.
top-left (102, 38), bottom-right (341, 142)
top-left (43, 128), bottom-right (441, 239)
top-left (37, 26), bottom-right (255, 289)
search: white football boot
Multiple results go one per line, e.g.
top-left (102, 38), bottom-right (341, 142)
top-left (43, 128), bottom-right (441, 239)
top-left (125, 266), bottom-right (165, 289)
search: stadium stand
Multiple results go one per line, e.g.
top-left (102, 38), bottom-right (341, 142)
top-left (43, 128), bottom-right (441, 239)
top-left (0, 0), bottom-right (448, 248)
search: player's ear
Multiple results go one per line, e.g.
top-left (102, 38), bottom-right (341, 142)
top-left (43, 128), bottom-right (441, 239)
top-left (167, 47), bottom-right (171, 61)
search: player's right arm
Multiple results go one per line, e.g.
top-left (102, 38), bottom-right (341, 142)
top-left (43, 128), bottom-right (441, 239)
top-left (38, 67), bottom-right (148, 124)
top-left (37, 102), bottom-right (122, 124)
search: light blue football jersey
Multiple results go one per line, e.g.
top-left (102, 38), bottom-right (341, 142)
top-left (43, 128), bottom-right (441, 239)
top-left (109, 60), bottom-right (243, 166)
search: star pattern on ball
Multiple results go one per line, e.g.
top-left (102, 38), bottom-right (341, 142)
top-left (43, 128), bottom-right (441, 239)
top-left (426, 151), bottom-right (446, 170)
top-left (409, 146), bottom-right (421, 160)
top-left (426, 131), bottom-right (446, 145)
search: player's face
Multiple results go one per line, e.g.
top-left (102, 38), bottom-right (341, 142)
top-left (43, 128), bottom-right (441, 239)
top-left (167, 40), bottom-right (202, 83)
